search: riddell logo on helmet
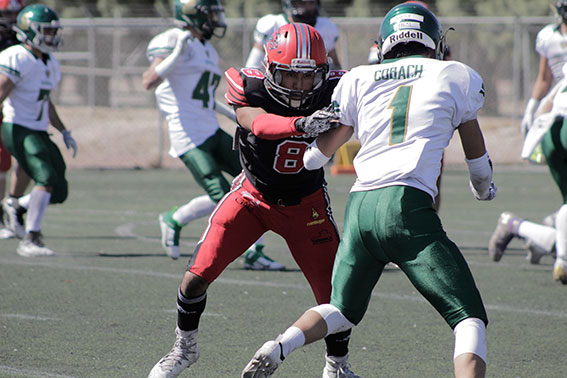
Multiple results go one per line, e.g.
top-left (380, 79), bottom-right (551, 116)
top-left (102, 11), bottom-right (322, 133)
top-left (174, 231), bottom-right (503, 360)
top-left (389, 31), bottom-right (423, 44)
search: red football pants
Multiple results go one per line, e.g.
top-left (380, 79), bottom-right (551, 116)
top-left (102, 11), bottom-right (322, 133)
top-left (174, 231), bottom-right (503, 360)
top-left (188, 174), bottom-right (340, 304)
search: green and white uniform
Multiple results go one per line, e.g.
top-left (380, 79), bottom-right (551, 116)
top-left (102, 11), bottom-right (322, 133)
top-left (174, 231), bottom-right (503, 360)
top-left (0, 44), bottom-right (67, 203)
top-left (146, 28), bottom-right (240, 202)
top-left (329, 57), bottom-right (488, 328)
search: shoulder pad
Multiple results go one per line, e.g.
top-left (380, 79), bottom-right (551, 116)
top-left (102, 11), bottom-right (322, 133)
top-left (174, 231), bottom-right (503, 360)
top-left (225, 67), bottom-right (248, 106)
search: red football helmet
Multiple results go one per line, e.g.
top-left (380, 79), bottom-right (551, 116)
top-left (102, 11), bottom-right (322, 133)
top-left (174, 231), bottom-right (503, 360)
top-left (263, 22), bottom-right (329, 110)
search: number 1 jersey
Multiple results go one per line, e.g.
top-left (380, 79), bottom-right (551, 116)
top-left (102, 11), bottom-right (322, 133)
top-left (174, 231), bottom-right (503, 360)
top-left (333, 57), bottom-right (485, 199)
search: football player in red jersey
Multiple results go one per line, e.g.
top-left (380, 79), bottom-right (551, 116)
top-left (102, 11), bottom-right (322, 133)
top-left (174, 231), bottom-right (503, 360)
top-left (147, 23), bottom-right (360, 378)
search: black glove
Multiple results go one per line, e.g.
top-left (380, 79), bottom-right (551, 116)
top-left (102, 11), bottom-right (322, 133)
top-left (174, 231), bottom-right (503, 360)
top-left (294, 104), bottom-right (340, 137)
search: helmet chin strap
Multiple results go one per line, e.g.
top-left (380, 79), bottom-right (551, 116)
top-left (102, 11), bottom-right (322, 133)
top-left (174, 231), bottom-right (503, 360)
top-left (437, 27), bottom-right (454, 60)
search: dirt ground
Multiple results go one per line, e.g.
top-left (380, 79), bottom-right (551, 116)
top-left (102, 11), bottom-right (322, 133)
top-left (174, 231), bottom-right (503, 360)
top-left (55, 106), bottom-right (525, 170)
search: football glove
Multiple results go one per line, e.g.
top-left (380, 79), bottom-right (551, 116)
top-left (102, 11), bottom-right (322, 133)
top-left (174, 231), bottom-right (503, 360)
top-left (294, 105), bottom-right (340, 137)
top-left (469, 180), bottom-right (497, 201)
top-left (521, 98), bottom-right (539, 137)
top-left (62, 130), bottom-right (77, 158)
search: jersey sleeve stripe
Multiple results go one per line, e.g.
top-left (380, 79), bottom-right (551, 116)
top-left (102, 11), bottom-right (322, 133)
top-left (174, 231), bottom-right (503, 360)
top-left (0, 64), bottom-right (20, 77)
top-left (224, 92), bottom-right (248, 106)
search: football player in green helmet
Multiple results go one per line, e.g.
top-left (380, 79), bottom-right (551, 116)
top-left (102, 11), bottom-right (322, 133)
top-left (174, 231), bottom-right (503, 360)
top-left (243, 3), bottom-right (492, 377)
top-left (0, 4), bottom-right (77, 257)
top-left (13, 3), bottom-right (62, 53)
top-left (173, 0), bottom-right (226, 40)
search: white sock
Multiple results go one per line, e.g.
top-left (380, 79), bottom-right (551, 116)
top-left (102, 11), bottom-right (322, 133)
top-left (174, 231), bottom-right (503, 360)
top-left (277, 326), bottom-right (305, 358)
top-left (173, 195), bottom-right (216, 225)
top-left (517, 220), bottom-right (556, 253)
top-left (17, 193), bottom-right (31, 209)
top-left (25, 188), bottom-right (51, 233)
top-left (555, 205), bottom-right (567, 260)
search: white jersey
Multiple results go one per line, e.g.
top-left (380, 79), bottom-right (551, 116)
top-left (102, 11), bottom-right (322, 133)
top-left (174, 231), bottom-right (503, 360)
top-left (147, 28), bottom-right (222, 157)
top-left (0, 44), bottom-right (61, 131)
top-left (333, 58), bottom-right (484, 199)
top-left (251, 13), bottom-right (338, 61)
top-left (536, 24), bottom-right (567, 82)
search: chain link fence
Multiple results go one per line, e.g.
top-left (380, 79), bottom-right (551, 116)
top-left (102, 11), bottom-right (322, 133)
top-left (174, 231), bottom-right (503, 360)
top-left (51, 16), bottom-right (554, 168)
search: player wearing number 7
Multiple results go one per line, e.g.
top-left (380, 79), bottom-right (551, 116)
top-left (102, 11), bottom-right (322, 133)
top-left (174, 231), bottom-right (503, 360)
top-left (0, 4), bottom-right (76, 257)
top-left (243, 4), bottom-right (495, 378)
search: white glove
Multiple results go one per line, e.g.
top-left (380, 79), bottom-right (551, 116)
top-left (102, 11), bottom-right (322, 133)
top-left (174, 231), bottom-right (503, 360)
top-left (469, 180), bottom-right (497, 201)
top-left (521, 98), bottom-right (539, 137)
top-left (295, 105), bottom-right (340, 137)
top-left (154, 30), bottom-right (192, 78)
top-left (62, 130), bottom-right (77, 158)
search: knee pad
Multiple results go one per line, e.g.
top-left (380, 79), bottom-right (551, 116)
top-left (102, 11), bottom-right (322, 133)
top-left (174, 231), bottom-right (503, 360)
top-left (310, 304), bottom-right (354, 336)
top-left (49, 180), bottom-right (68, 204)
top-left (453, 317), bottom-right (487, 363)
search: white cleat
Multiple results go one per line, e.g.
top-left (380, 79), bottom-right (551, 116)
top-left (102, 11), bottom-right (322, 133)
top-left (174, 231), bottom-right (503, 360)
top-left (242, 340), bottom-right (284, 378)
top-left (553, 258), bottom-right (567, 285)
top-left (159, 209), bottom-right (182, 259)
top-left (243, 245), bottom-right (285, 271)
top-left (17, 231), bottom-right (54, 257)
top-left (322, 354), bottom-right (361, 378)
top-left (0, 226), bottom-right (15, 239)
top-left (2, 197), bottom-right (26, 239)
top-left (488, 212), bottom-right (522, 262)
top-left (148, 328), bottom-right (199, 378)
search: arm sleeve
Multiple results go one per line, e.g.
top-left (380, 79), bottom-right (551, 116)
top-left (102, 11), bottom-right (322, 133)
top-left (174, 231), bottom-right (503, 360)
top-left (251, 113), bottom-right (303, 140)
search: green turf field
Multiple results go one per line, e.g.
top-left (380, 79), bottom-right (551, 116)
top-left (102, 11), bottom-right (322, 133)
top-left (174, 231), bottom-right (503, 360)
top-left (1, 166), bottom-right (565, 378)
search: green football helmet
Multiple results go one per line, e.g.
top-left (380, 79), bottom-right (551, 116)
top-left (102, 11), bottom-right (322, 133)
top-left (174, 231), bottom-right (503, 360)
top-left (377, 2), bottom-right (447, 62)
top-left (174, 0), bottom-right (226, 40)
top-left (14, 4), bottom-right (61, 53)
top-left (555, 0), bottom-right (567, 23)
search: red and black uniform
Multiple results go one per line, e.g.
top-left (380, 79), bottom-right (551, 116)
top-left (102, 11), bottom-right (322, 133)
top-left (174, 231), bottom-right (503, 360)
top-left (187, 67), bottom-right (344, 304)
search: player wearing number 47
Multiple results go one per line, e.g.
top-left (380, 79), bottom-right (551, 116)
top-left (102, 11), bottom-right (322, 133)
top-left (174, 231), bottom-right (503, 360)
top-left (0, 4), bottom-right (76, 257)
top-left (143, 0), bottom-right (284, 270)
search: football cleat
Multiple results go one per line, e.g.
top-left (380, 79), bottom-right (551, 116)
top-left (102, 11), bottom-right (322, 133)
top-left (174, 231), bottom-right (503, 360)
top-left (322, 354), bottom-right (361, 378)
top-left (2, 196), bottom-right (26, 239)
top-left (488, 212), bottom-right (522, 262)
top-left (159, 208), bottom-right (182, 259)
top-left (0, 226), bottom-right (15, 239)
top-left (542, 210), bottom-right (558, 228)
top-left (148, 328), bottom-right (199, 378)
top-left (244, 245), bottom-right (285, 271)
top-left (524, 240), bottom-right (550, 265)
top-left (241, 340), bottom-right (284, 378)
top-left (17, 231), bottom-right (54, 257)
top-left (553, 258), bottom-right (567, 285)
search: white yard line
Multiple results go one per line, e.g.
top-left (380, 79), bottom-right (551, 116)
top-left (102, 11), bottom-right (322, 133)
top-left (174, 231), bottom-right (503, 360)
top-left (0, 365), bottom-right (76, 378)
top-left (1, 256), bottom-right (566, 320)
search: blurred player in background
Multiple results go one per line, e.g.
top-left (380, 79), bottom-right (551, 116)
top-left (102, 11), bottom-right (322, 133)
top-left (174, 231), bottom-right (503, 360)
top-left (0, 0), bottom-right (31, 239)
top-left (143, 0), bottom-right (284, 270)
top-left (489, 63), bottom-right (567, 284)
top-left (243, 4), bottom-right (493, 378)
top-left (245, 0), bottom-right (342, 70)
top-left (0, 4), bottom-right (77, 257)
top-left (148, 23), bottom-right (360, 378)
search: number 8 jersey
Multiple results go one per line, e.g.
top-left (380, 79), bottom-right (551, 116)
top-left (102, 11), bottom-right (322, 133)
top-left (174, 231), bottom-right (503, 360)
top-left (0, 44), bottom-right (61, 131)
top-left (225, 67), bottom-right (344, 203)
top-left (146, 28), bottom-right (222, 158)
top-left (333, 58), bottom-right (485, 199)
